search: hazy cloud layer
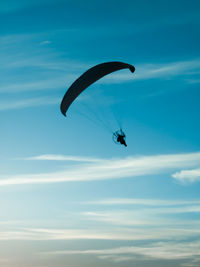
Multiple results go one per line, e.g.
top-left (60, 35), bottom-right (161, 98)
top-left (43, 240), bottom-right (200, 264)
top-left (1, 196), bottom-right (200, 265)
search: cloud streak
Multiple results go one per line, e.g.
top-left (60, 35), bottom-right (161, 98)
top-left (100, 59), bottom-right (200, 83)
top-left (85, 198), bottom-right (200, 206)
top-left (24, 154), bottom-right (102, 162)
top-left (42, 240), bottom-right (200, 262)
top-left (1, 49), bottom-right (200, 96)
top-left (1, 152), bottom-right (200, 187)
top-left (0, 96), bottom-right (60, 111)
top-left (1, 225), bottom-right (200, 241)
top-left (82, 208), bottom-right (200, 227)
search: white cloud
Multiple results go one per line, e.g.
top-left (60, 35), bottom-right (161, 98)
top-left (85, 198), bottom-right (200, 206)
top-left (0, 76), bottom-right (70, 93)
top-left (1, 152), bottom-right (200, 187)
top-left (172, 169), bottom-right (200, 183)
top-left (82, 207), bottom-right (200, 226)
top-left (98, 254), bottom-right (135, 262)
top-left (1, 226), bottom-right (200, 241)
top-left (0, 96), bottom-right (60, 111)
top-left (81, 197), bottom-right (200, 228)
top-left (40, 40), bottom-right (52, 45)
top-left (42, 240), bottom-right (200, 261)
top-left (82, 210), bottom-right (150, 226)
top-left (1, 197), bottom-right (200, 266)
top-left (100, 59), bottom-right (200, 83)
top-left (24, 154), bottom-right (102, 162)
top-left (1, 47), bottom-right (200, 96)
top-left (0, 228), bottom-right (162, 241)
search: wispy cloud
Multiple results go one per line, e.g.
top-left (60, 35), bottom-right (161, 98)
top-left (1, 36), bottom-right (200, 96)
top-left (1, 225), bottom-right (200, 241)
top-left (0, 228), bottom-right (162, 241)
top-left (40, 40), bottom-right (52, 45)
top-left (0, 78), bottom-right (66, 94)
top-left (172, 168), bottom-right (200, 183)
top-left (1, 152), bottom-right (200, 187)
top-left (101, 59), bottom-right (200, 83)
top-left (42, 240), bottom-right (200, 262)
top-left (82, 198), bottom-right (200, 226)
top-left (23, 154), bottom-right (102, 162)
top-left (1, 196), bottom-right (200, 266)
top-left (85, 198), bottom-right (200, 206)
top-left (82, 208), bottom-right (200, 227)
top-left (0, 96), bottom-right (59, 111)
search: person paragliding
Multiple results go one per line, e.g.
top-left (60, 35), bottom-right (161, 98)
top-left (113, 129), bottom-right (127, 147)
top-left (60, 61), bottom-right (135, 146)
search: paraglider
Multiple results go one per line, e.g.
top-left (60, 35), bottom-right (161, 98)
top-left (113, 129), bottom-right (127, 147)
top-left (60, 61), bottom-right (135, 146)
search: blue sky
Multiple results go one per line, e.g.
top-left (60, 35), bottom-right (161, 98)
top-left (0, 0), bottom-right (200, 266)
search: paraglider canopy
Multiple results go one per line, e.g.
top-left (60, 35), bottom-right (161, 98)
top-left (60, 61), bottom-right (135, 117)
